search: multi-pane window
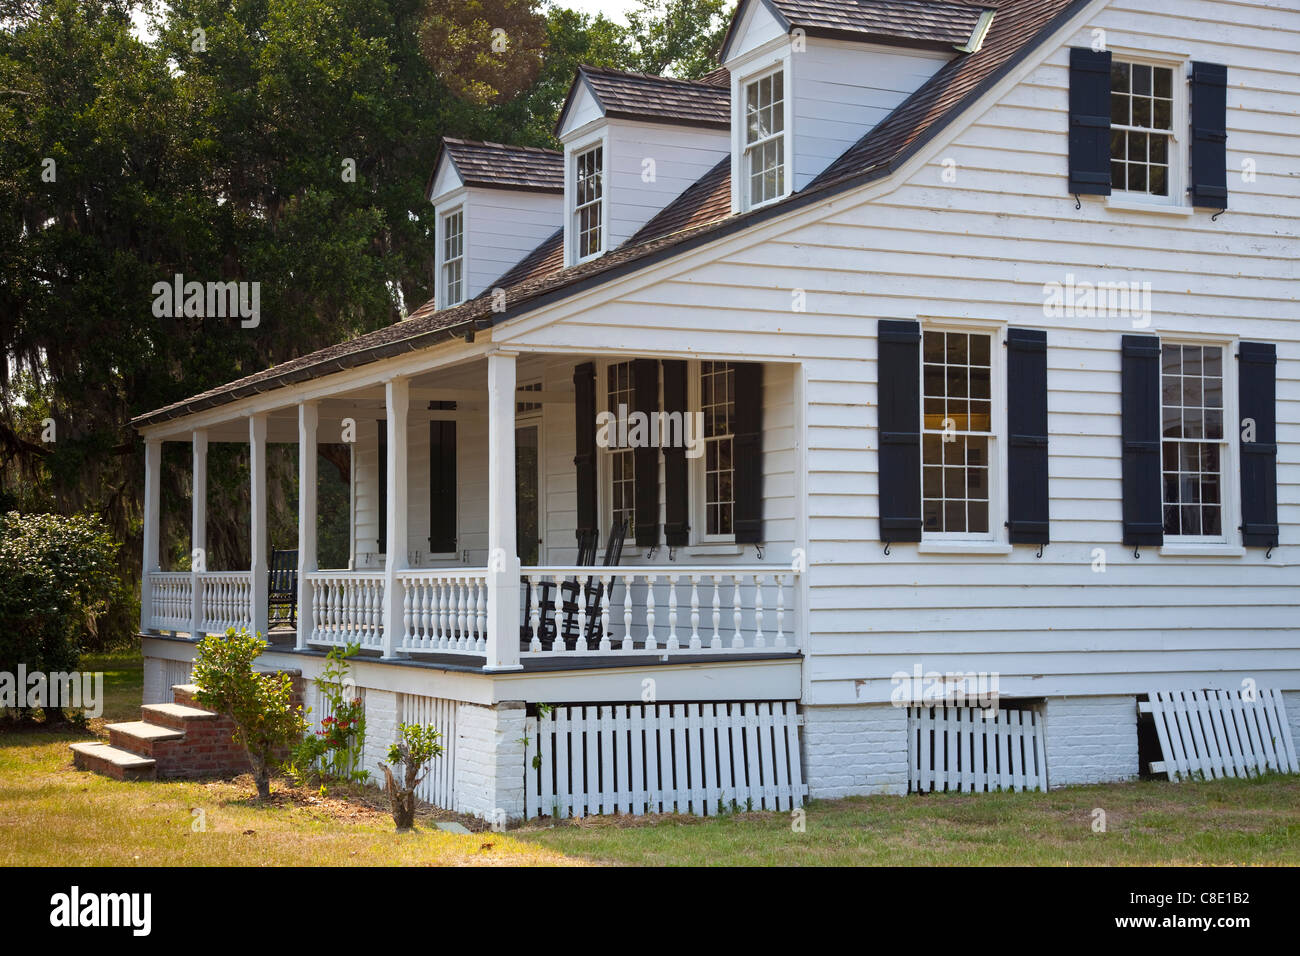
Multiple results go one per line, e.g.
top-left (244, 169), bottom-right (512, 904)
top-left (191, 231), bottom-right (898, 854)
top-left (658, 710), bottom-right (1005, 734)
top-left (575, 145), bottom-right (603, 259)
top-left (1110, 61), bottom-right (1174, 196)
top-left (607, 362), bottom-right (635, 535)
top-left (516, 381), bottom-right (542, 414)
top-left (744, 70), bottom-right (785, 207)
top-left (702, 361), bottom-right (735, 536)
top-left (1161, 344), bottom-right (1225, 537)
top-left (441, 209), bottom-right (464, 307)
top-left (922, 331), bottom-right (993, 535)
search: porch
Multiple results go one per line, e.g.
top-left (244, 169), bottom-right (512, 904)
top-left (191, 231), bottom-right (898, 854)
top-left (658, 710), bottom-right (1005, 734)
top-left (139, 347), bottom-right (805, 674)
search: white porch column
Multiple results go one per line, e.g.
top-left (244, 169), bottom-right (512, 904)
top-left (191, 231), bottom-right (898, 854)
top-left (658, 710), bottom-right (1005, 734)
top-left (381, 378), bottom-right (409, 659)
top-left (296, 403), bottom-right (318, 651)
top-left (249, 413), bottom-right (269, 639)
top-left (485, 351), bottom-right (522, 671)
top-left (140, 438), bottom-right (162, 633)
top-left (190, 430), bottom-right (207, 639)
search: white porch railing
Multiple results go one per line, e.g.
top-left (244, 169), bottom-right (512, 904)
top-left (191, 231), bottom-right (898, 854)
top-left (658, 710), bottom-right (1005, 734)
top-left (146, 572), bottom-right (192, 632)
top-left (305, 571), bottom-right (386, 650)
top-left (522, 567), bottom-right (799, 656)
top-left (398, 569), bottom-right (489, 655)
top-left (199, 571), bottom-right (253, 634)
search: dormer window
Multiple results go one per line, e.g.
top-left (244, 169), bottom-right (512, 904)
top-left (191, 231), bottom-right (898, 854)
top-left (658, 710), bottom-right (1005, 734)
top-left (441, 208), bottom-right (465, 307)
top-left (744, 68), bottom-right (785, 208)
top-left (575, 144), bottom-right (604, 260)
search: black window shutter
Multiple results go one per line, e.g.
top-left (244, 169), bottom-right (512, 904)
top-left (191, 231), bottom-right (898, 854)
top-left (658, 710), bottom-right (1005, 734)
top-left (1121, 335), bottom-right (1163, 546)
top-left (1068, 47), bottom-right (1112, 196)
top-left (1007, 328), bottom-right (1050, 544)
top-left (573, 362), bottom-right (598, 543)
top-left (733, 362), bottom-right (764, 544)
top-left (633, 358), bottom-right (661, 547)
top-left (428, 419), bottom-right (457, 553)
top-left (878, 320), bottom-right (922, 543)
top-left (377, 420), bottom-right (387, 554)
top-left (1238, 341), bottom-right (1278, 547)
top-left (1189, 62), bottom-right (1228, 209)
top-left (662, 360), bottom-right (690, 546)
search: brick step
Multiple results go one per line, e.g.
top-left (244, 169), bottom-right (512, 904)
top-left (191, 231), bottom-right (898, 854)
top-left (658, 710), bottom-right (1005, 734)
top-left (69, 742), bottom-right (156, 781)
top-left (140, 701), bottom-right (219, 732)
top-left (106, 720), bottom-right (185, 759)
top-left (170, 684), bottom-right (203, 709)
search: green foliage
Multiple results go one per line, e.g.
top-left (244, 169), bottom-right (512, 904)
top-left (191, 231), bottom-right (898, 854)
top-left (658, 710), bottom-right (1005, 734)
top-left (624, 0), bottom-right (733, 79)
top-left (191, 627), bottom-right (306, 799)
top-left (311, 642), bottom-right (368, 783)
top-left (0, 511), bottom-right (121, 721)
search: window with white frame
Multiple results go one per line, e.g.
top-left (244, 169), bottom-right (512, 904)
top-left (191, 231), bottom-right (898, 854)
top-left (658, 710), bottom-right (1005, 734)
top-left (574, 145), bottom-right (603, 260)
top-left (441, 208), bottom-right (464, 307)
top-left (1110, 61), bottom-right (1175, 197)
top-left (701, 361), bottom-right (735, 537)
top-left (606, 361), bottom-right (635, 535)
top-left (922, 331), bottom-right (994, 536)
top-left (1161, 343), bottom-right (1226, 538)
top-left (744, 70), bottom-right (785, 208)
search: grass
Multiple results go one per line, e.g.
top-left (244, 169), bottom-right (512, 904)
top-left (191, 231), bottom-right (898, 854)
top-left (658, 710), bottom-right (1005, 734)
top-left (1, 644), bottom-right (1297, 866)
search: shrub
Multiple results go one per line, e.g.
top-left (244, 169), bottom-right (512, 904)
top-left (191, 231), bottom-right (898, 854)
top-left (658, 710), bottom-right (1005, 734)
top-left (0, 511), bottom-right (120, 723)
top-left (191, 628), bottom-right (306, 800)
top-left (381, 723), bottom-right (444, 830)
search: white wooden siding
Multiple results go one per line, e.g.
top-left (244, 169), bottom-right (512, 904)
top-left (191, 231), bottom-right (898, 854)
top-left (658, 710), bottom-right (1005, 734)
top-left (496, 0), bottom-right (1300, 704)
top-left (464, 188), bottom-right (561, 298)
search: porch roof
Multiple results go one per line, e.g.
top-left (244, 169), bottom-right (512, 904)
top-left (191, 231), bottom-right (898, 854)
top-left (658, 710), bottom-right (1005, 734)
top-left (131, 0), bottom-right (1083, 431)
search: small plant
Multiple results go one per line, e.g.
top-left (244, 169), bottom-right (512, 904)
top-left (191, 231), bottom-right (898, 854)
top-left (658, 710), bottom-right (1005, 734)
top-left (191, 628), bottom-right (306, 800)
top-left (311, 642), bottom-right (367, 783)
top-left (380, 722), bottom-right (444, 831)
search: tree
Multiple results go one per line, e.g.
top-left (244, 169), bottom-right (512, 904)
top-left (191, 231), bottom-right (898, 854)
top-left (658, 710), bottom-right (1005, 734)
top-left (381, 721), bottom-right (444, 830)
top-left (191, 627), bottom-right (306, 800)
top-left (623, 0), bottom-right (733, 79)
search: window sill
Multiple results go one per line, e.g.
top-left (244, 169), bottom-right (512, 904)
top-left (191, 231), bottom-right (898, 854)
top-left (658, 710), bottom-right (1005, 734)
top-left (917, 541), bottom-right (1013, 555)
top-left (1104, 196), bottom-right (1194, 217)
top-left (1158, 544), bottom-right (1245, 557)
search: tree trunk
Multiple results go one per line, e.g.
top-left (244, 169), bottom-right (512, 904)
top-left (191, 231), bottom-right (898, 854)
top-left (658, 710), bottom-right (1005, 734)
top-left (248, 752), bottom-right (271, 801)
top-left (382, 764), bottom-right (416, 830)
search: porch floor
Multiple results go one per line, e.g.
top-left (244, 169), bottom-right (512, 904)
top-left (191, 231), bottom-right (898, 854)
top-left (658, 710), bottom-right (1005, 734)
top-left (154, 630), bottom-right (801, 674)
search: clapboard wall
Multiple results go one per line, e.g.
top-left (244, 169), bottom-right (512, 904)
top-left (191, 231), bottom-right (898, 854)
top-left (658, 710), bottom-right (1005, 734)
top-left (497, 0), bottom-right (1300, 705)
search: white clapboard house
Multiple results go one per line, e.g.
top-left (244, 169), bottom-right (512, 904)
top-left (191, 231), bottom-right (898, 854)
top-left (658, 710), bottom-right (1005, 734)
top-left (124, 0), bottom-right (1300, 819)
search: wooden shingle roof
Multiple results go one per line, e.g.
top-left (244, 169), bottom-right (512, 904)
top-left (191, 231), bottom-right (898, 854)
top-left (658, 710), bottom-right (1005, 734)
top-left (763, 0), bottom-right (993, 50)
top-left (564, 66), bottom-right (731, 131)
top-left (437, 138), bottom-right (563, 193)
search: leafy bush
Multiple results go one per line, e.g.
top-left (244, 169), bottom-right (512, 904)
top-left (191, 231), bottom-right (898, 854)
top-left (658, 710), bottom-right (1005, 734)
top-left (381, 723), bottom-right (444, 830)
top-left (191, 628), bottom-right (306, 800)
top-left (285, 643), bottom-right (368, 790)
top-left (0, 511), bottom-right (121, 723)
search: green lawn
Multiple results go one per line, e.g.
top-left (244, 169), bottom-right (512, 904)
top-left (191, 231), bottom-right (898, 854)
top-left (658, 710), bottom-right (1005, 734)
top-left (1, 645), bottom-right (1296, 866)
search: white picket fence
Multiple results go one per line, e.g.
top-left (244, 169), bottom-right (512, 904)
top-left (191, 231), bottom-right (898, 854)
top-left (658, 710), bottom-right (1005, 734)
top-left (908, 706), bottom-right (1048, 793)
top-left (400, 693), bottom-right (457, 811)
top-left (523, 701), bottom-right (805, 820)
top-left (1139, 688), bottom-right (1298, 781)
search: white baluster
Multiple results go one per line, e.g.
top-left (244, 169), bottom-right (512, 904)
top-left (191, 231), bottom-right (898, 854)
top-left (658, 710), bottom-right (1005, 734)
top-left (689, 575), bottom-right (701, 650)
top-left (732, 575), bottom-right (744, 649)
top-left (621, 574), bottom-right (633, 652)
top-left (576, 574), bottom-right (589, 653)
top-left (644, 574), bottom-right (657, 651)
top-left (666, 575), bottom-right (679, 651)
top-left (774, 573), bottom-right (786, 648)
top-left (599, 574), bottom-right (612, 652)
top-left (528, 575), bottom-right (542, 652)
top-left (438, 578), bottom-right (450, 648)
top-left (550, 574), bottom-right (564, 653)
top-left (753, 574), bottom-right (765, 648)
top-left (457, 581), bottom-right (469, 650)
top-left (402, 578), bottom-right (413, 649)
top-left (711, 575), bottom-right (722, 650)
top-left (475, 578), bottom-right (486, 652)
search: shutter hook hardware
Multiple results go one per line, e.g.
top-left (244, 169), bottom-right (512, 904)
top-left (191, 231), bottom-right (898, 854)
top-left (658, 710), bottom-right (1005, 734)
top-left (1035, 543), bottom-right (1044, 559)
top-left (1073, 193), bottom-right (1081, 210)
top-left (644, 546), bottom-right (659, 561)
top-left (755, 544), bottom-right (764, 559)
top-left (883, 540), bottom-right (891, 556)
top-left (668, 546), bottom-right (677, 562)
top-left (1133, 544), bottom-right (1141, 560)
top-left (1265, 538), bottom-right (1276, 560)
top-left (1211, 208), bottom-right (1225, 222)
